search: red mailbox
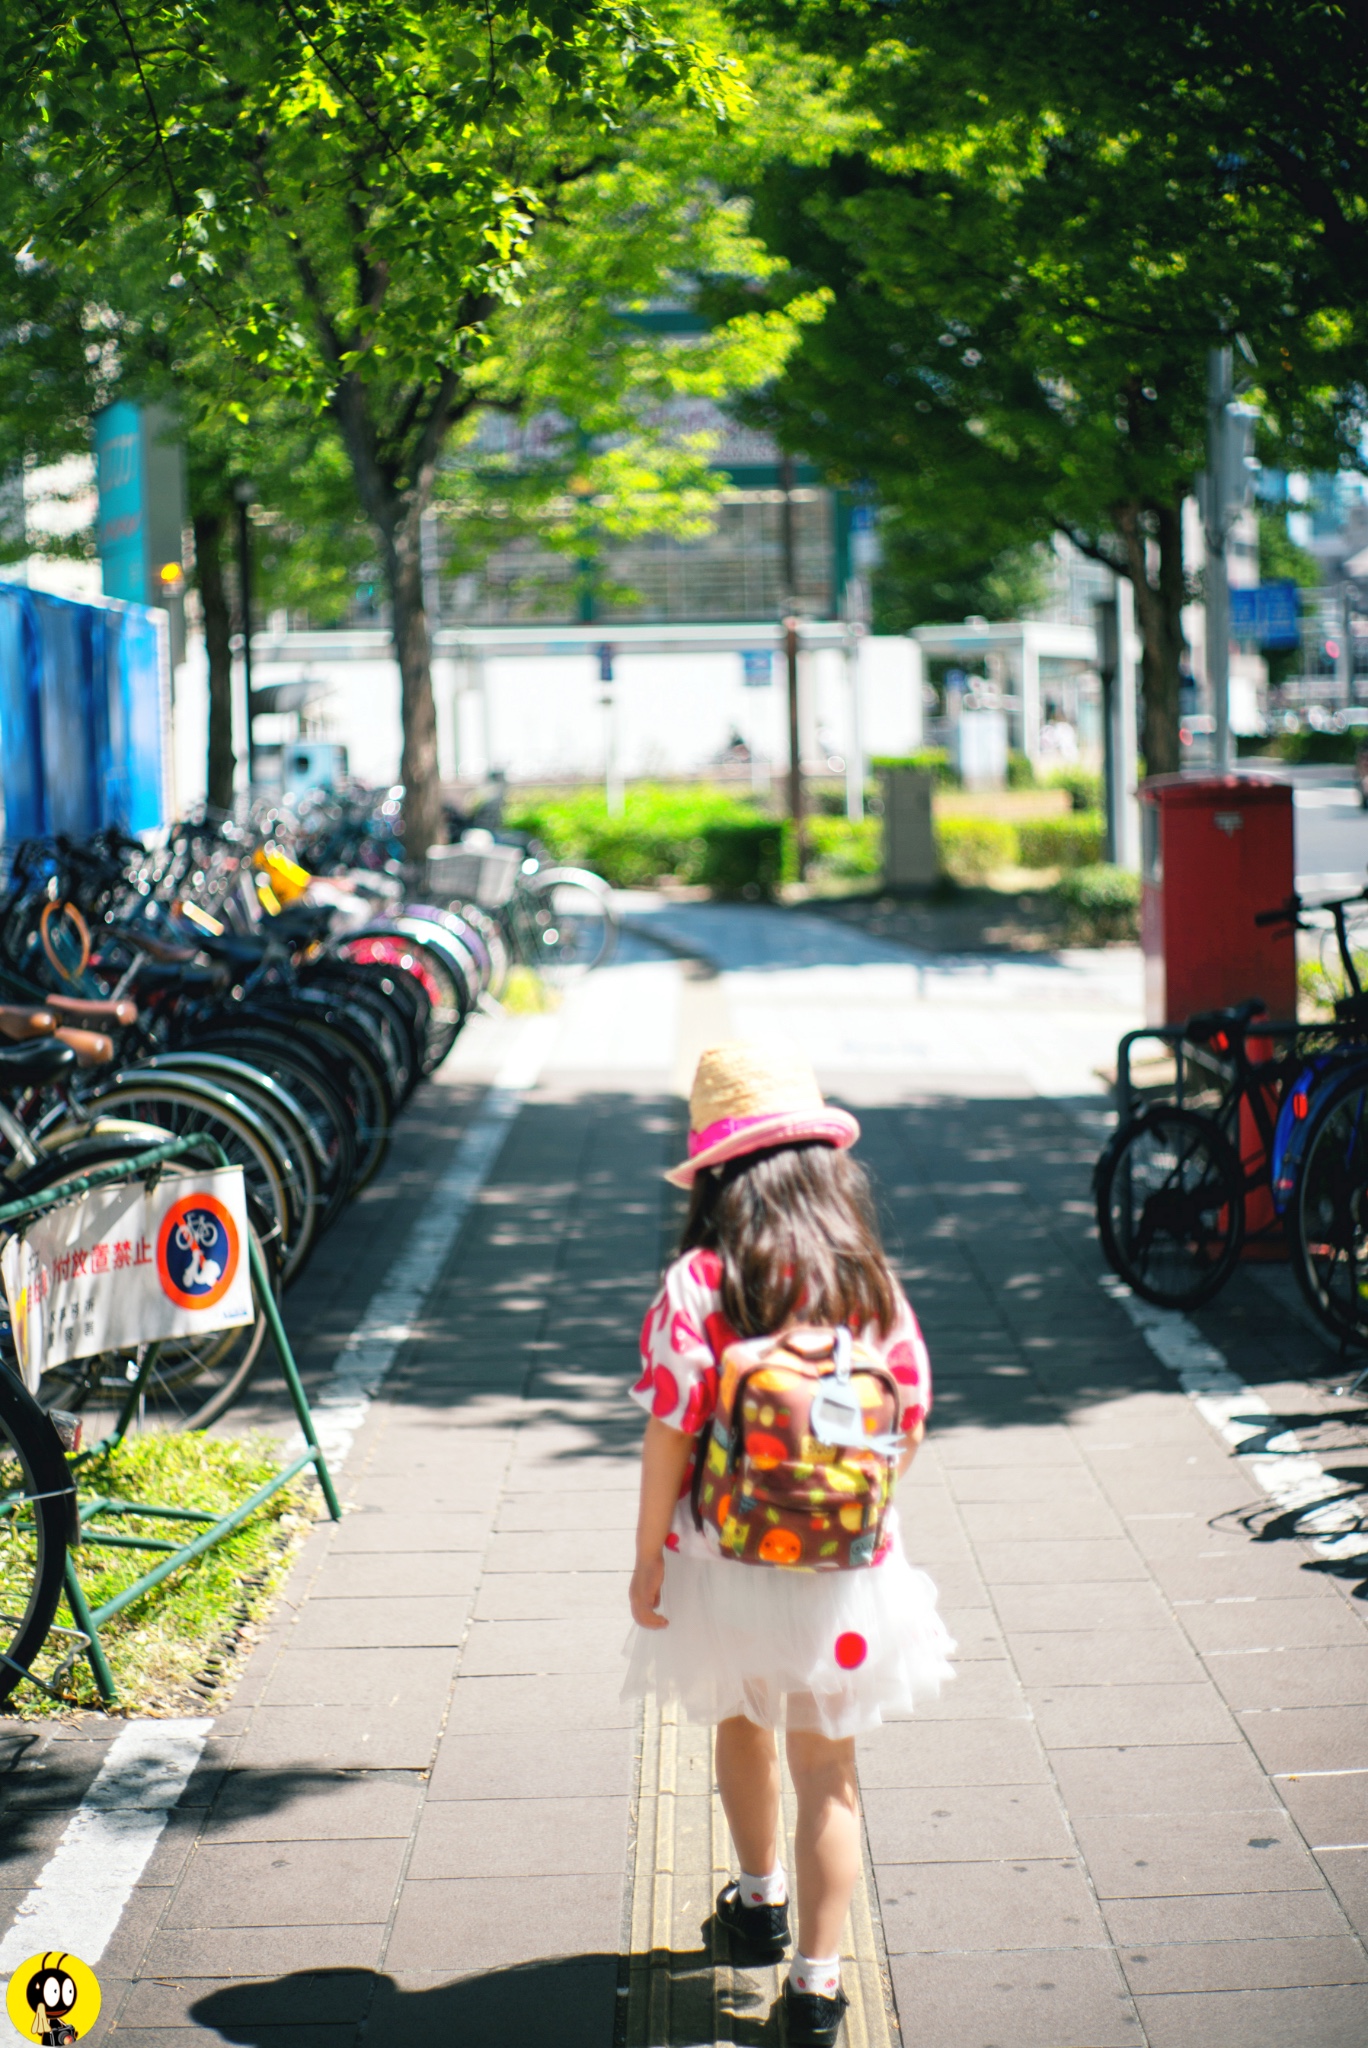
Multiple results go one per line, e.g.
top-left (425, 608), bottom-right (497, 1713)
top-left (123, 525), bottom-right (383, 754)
top-left (1140, 775), bottom-right (1296, 1026)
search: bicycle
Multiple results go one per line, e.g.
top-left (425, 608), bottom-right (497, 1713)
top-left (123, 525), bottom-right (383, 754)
top-left (1094, 886), bottom-right (1368, 1338)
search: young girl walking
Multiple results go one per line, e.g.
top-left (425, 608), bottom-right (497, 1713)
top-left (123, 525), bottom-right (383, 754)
top-left (625, 1041), bottom-right (953, 2048)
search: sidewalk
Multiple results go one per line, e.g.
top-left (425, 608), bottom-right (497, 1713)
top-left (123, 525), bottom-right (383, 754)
top-left (2, 909), bottom-right (1366, 2047)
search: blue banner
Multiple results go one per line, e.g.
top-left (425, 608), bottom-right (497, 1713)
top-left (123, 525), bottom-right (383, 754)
top-left (0, 583), bottom-right (168, 843)
top-left (1230, 580), bottom-right (1301, 648)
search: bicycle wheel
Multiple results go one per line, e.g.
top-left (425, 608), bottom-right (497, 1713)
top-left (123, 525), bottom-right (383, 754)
top-left (0, 1363), bottom-right (71, 1706)
top-left (1095, 1105), bottom-right (1244, 1309)
top-left (522, 868), bottom-right (619, 981)
top-left (1288, 1069), bottom-right (1368, 1343)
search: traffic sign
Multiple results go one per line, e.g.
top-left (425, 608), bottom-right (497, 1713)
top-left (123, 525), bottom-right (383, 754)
top-left (1230, 581), bottom-right (1301, 648)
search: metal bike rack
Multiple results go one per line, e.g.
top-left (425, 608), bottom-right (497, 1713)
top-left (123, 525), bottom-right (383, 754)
top-left (0, 1131), bottom-right (340, 1706)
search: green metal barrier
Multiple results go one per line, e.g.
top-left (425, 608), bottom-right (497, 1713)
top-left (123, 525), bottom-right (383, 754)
top-left (0, 1131), bottom-right (341, 1705)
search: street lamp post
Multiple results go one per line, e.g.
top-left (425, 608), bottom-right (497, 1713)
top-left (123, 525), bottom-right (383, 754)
top-left (779, 454), bottom-right (805, 877)
top-left (232, 478), bottom-right (257, 794)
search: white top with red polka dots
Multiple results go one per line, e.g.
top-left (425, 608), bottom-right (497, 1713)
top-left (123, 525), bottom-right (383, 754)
top-left (632, 1248), bottom-right (933, 1558)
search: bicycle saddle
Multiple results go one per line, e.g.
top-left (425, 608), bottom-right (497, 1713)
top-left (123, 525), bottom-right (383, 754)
top-left (44, 994), bottom-right (139, 1027)
top-left (1185, 996), bottom-right (1266, 1043)
top-left (0, 1004), bottom-right (56, 1041)
top-left (0, 1037), bottom-right (77, 1085)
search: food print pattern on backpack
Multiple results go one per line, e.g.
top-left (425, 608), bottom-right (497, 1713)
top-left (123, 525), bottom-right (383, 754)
top-left (630, 1247), bottom-right (933, 1568)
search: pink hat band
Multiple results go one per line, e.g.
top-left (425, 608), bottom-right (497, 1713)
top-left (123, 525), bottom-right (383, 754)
top-left (687, 1113), bottom-right (784, 1158)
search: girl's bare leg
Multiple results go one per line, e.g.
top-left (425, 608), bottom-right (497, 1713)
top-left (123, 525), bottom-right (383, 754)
top-left (785, 1727), bottom-right (860, 1959)
top-left (714, 1715), bottom-right (783, 1877)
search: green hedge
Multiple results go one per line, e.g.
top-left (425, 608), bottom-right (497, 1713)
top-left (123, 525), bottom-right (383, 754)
top-left (1052, 864), bottom-right (1140, 944)
top-left (698, 818), bottom-right (788, 900)
top-left (935, 816), bottom-right (1018, 881)
top-left (805, 814), bottom-right (881, 879)
top-left (1273, 729), bottom-right (1360, 766)
top-left (872, 749), bottom-right (959, 788)
top-left (1016, 812), bottom-right (1106, 868)
top-left (505, 784), bottom-right (760, 888)
top-left (1042, 766), bottom-right (1105, 812)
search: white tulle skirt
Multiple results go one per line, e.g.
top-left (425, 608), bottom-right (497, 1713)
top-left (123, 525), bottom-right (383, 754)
top-left (622, 1525), bottom-right (955, 1740)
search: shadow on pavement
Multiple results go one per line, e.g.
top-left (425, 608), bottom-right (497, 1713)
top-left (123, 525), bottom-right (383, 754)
top-left (190, 1954), bottom-right (777, 2047)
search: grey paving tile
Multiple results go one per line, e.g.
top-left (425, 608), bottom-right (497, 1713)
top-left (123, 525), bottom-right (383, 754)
top-left (1134, 1982), bottom-right (1368, 2048)
top-left (958, 1498), bottom-right (1128, 1544)
top-left (1145, 1545), bottom-right (1319, 1602)
top-left (260, 1647), bottom-right (456, 1710)
top-left (428, 1727), bottom-right (632, 1802)
top-left (163, 1836), bottom-right (407, 1927)
top-left (102, 2028), bottom-right (357, 2048)
top-left (890, 1658), bottom-right (1027, 1722)
top-left (1071, 1809), bottom-right (1322, 1900)
top-left (482, 1529), bottom-right (629, 1573)
top-left (890, 1948), bottom-right (1142, 2048)
top-left (1027, 1682), bottom-right (1239, 1749)
top-left (945, 1466), bottom-right (1108, 1505)
top-left (1006, 1627), bottom-right (1205, 1687)
top-left (458, 1618), bottom-right (625, 1677)
top-left (1102, 1885), bottom-right (1350, 1945)
top-left (1177, 1593), bottom-right (1368, 1653)
top-left (939, 1607), bottom-right (1006, 1660)
top-left (472, 1571), bottom-right (629, 1622)
top-left (407, 1793), bottom-right (626, 1879)
top-left (232, 1705), bottom-right (441, 1771)
top-left (1318, 1847), bottom-right (1368, 1938)
top-left (289, 1597), bottom-right (472, 1650)
top-left (1120, 1934), bottom-right (1368, 1994)
top-left (975, 1539), bottom-right (1149, 1584)
top-left (384, 1874), bottom-right (622, 1972)
top-left (116, 1968), bottom-right (376, 2027)
top-left (143, 1927), bottom-right (388, 1976)
top-left (864, 1783), bottom-right (1074, 1863)
top-left (1279, 1771), bottom-right (1368, 1848)
top-left (1048, 1744), bottom-right (1279, 1819)
top-left (331, 1511), bottom-right (489, 1553)
top-left (878, 1857), bottom-right (1109, 1953)
top-left (855, 1720), bottom-right (1047, 1798)
top-left (357, 1958), bottom-right (619, 2048)
top-left (203, 1769), bottom-right (423, 1842)
top-left (443, 1673), bottom-right (634, 1733)
top-left (935, 1429), bottom-right (1084, 1468)
top-left (306, 1552), bottom-right (481, 1600)
top-left (495, 1489), bottom-right (637, 1532)
top-left (990, 1579), bottom-right (1174, 1633)
top-left (1237, 1705), bottom-right (1368, 1775)
top-left (1204, 1644), bottom-right (1368, 1711)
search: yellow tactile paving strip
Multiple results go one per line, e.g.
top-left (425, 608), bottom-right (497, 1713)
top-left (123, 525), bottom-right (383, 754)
top-left (624, 1697), bottom-right (898, 2047)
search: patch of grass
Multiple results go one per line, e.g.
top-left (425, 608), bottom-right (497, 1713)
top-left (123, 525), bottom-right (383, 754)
top-left (498, 965), bottom-right (562, 1013)
top-left (12, 1432), bottom-right (312, 1718)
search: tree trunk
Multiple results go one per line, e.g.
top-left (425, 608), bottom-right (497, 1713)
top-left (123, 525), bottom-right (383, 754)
top-left (381, 506), bottom-right (444, 863)
top-left (195, 508), bottom-right (236, 811)
top-left (1116, 496), bottom-right (1186, 777)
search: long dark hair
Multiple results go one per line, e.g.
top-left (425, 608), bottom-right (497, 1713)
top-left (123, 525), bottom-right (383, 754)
top-left (679, 1140), bottom-right (898, 1338)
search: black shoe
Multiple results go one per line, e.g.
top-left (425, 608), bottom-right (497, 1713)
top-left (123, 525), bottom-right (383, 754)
top-left (715, 1879), bottom-right (790, 1960)
top-left (781, 1977), bottom-right (849, 2046)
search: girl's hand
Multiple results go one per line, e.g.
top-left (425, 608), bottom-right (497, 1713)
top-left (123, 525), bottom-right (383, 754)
top-left (630, 1552), bottom-right (668, 1629)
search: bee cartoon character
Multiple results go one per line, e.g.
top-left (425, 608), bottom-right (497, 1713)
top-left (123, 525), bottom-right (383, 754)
top-left (7, 1952), bottom-right (100, 2046)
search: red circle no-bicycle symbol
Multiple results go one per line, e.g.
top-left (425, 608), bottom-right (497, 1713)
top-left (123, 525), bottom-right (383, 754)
top-left (157, 1192), bottom-right (241, 1312)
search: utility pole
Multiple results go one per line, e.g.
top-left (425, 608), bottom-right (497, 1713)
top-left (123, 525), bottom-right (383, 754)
top-left (233, 478), bottom-right (258, 795)
top-left (1204, 347), bottom-right (1234, 775)
top-left (780, 454), bottom-right (805, 876)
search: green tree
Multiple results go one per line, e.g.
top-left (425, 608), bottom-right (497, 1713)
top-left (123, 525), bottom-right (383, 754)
top-left (725, 0), bottom-right (1363, 771)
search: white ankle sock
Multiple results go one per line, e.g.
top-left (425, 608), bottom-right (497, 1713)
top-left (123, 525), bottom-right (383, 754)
top-left (737, 1865), bottom-right (788, 1907)
top-left (790, 1951), bottom-right (841, 1997)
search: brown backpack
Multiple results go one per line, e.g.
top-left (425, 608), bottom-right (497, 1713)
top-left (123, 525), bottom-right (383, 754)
top-left (691, 1325), bottom-right (903, 1570)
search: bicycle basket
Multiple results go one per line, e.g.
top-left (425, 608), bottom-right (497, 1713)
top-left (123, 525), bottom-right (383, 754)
top-left (424, 843), bottom-right (522, 908)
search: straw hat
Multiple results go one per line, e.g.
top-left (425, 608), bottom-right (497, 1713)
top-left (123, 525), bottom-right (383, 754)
top-left (666, 1039), bottom-right (860, 1188)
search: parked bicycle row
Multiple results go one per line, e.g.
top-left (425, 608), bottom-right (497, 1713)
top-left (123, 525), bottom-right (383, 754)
top-left (1096, 882), bottom-right (1368, 1377)
top-left (0, 800), bottom-right (617, 1431)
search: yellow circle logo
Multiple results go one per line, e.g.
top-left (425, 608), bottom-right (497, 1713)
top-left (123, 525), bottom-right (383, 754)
top-left (5, 1953), bottom-right (101, 2043)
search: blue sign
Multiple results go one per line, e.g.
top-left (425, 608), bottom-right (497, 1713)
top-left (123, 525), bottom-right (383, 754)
top-left (741, 649), bottom-right (772, 687)
top-left (94, 401), bottom-right (147, 602)
top-left (1230, 581), bottom-right (1301, 649)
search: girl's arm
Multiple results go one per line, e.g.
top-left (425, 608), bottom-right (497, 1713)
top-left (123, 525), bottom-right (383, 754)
top-left (629, 1416), bottom-right (695, 1630)
top-left (898, 1416), bottom-right (926, 1477)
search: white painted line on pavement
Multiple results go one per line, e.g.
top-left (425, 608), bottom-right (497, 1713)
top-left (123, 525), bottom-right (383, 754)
top-left (288, 1014), bottom-right (560, 1469)
top-left (0, 1719), bottom-right (211, 1969)
top-left (1100, 1275), bottom-right (1368, 1569)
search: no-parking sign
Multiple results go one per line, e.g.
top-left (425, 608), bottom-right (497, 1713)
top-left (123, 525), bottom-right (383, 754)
top-left (1, 1168), bottom-right (253, 1391)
